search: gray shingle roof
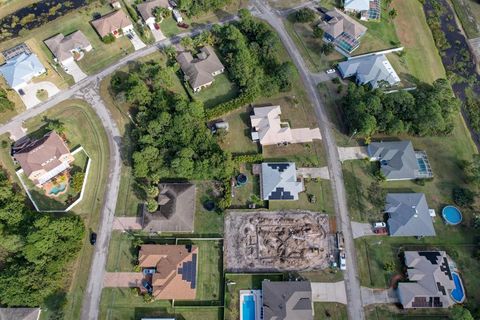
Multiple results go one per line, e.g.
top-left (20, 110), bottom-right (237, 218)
top-left (385, 193), bottom-right (436, 237)
top-left (44, 31), bottom-right (91, 62)
top-left (176, 46), bottom-right (224, 90)
top-left (368, 141), bottom-right (418, 180)
top-left (260, 163), bottom-right (303, 201)
top-left (398, 251), bottom-right (456, 308)
top-left (0, 308), bottom-right (41, 320)
top-left (338, 54), bottom-right (400, 88)
top-left (262, 281), bottom-right (313, 320)
top-left (318, 8), bottom-right (367, 39)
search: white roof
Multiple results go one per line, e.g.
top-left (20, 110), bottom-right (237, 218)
top-left (344, 0), bottom-right (370, 11)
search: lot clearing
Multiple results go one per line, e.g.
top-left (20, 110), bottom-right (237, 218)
top-left (225, 210), bottom-right (334, 272)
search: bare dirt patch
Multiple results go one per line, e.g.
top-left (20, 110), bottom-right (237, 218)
top-left (225, 210), bottom-right (334, 272)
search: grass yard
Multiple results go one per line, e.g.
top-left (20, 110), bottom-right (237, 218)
top-left (2, 100), bottom-right (111, 320)
top-left (224, 273), bottom-right (284, 320)
top-left (283, 17), bottom-right (343, 72)
top-left (195, 180), bottom-right (225, 234)
top-left (0, 77), bottom-right (25, 125)
top-left (366, 304), bottom-right (450, 319)
top-left (269, 179), bottom-right (334, 214)
top-left (230, 163), bottom-right (265, 209)
top-left (263, 140), bottom-right (327, 167)
top-left (450, 0), bottom-right (480, 38)
top-left (192, 73), bottom-right (239, 108)
top-left (0, 2), bottom-right (135, 77)
top-left (220, 105), bottom-right (261, 155)
top-left (314, 302), bottom-right (348, 320)
top-left (100, 288), bottom-right (222, 320)
top-left (392, 0), bottom-right (446, 84)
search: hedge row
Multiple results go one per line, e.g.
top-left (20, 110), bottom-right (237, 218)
top-left (205, 91), bottom-right (256, 120)
top-left (232, 153), bottom-right (263, 164)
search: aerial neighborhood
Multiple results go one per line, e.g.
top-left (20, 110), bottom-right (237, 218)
top-left (0, 0), bottom-right (479, 320)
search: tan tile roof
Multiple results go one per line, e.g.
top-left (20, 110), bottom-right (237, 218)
top-left (319, 8), bottom-right (367, 39)
top-left (176, 46), bottom-right (224, 89)
top-left (91, 10), bottom-right (132, 38)
top-left (13, 132), bottom-right (71, 177)
top-left (137, 0), bottom-right (170, 22)
top-left (138, 245), bottom-right (198, 300)
top-left (44, 31), bottom-right (91, 62)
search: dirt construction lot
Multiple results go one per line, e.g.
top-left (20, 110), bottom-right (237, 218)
top-left (225, 211), bottom-right (334, 272)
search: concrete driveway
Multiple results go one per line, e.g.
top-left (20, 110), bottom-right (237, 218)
top-left (112, 217), bottom-right (142, 231)
top-left (63, 60), bottom-right (87, 83)
top-left (361, 287), bottom-right (399, 306)
top-left (149, 24), bottom-right (166, 41)
top-left (127, 31), bottom-right (146, 50)
top-left (103, 272), bottom-right (143, 287)
top-left (297, 166), bottom-right (330, 179)
top-left (351, 222), bottom-right (375, 239)
top-left (311, 281), bottom-right (347, 304)
top-left (20, 81), bottom-right (60, 109)
top-left (338, 146), bottom-right (368, 161)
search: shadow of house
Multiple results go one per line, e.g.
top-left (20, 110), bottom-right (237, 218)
top-left (142, 183), bottom-right (195, 233)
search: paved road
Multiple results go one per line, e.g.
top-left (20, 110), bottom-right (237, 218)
top-left (251, 1), bottom-right (365, 319)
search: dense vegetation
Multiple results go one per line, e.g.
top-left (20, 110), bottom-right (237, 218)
top-left (0, 88), bottom-right (14, 112)
top-left (342, 79), bottom-right (459, 137)
top-left (111, 61), bottom-right (233, 208)
top-left (0, 171), bottom-right (84, 307)
top-left (207, 9), bottom-right (295, 118)
top-left (178, 0), bottom-right (232, 16)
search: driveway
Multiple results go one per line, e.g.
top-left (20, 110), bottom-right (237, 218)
top-left (351, 222), bottom-right (375, 239)
top-left (149, 24), bottom-right (166, 41)
top-left (63, 60), bottom-right (87, 83)
top-left (20, 81), bottom-right (60, 109)
top-left (103, 272), bottom-right (143, 287)
top-left (112, 217), bottom-right (143, 231)
top-left (338, 146), bottom-right (368, 161)
top-left (127, 31), bottom-right (146, 50)
top-left (310, 71), bottom-right (339, 84)
top-left (311, 281), bottom-right (347, 304)
top-left (297, 166), bottom-right (330, 179)
top-left (361, 287), bottom-right (399, 306)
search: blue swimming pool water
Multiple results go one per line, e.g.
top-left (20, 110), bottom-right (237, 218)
top-left (49, 183), bottom-right (66, 195)
top-left (417, 158), bottom-right (428, 174)
top-left (442, 206), bottom-right (462, 225)
top-left (451, 272), bottom-right (465, 303)
top-left (242, 295), bottom-right (255, 320)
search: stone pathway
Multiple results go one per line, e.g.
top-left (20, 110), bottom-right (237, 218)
top-left (112, 217), bottom-right (142, 231)
top-left (103, 272), bottom-right (143, 287)
top-left (337, 146), bottom-right (368, 161)
top-left (297, 166), bottom-right (330, 179)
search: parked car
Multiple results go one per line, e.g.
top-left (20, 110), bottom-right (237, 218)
top-left (373, 222), bottom-right (386, 229)
top-left (177, 22), bottom-right (189, 29)
top-left (90, 232), bottom-right (97, 245)
top-left (336, 232), bottom-right (345, 251)
top-left (339, 252), bottom-right (346, 270)
top-left (18, 89), bottom-right (25, 96)
top-left (373, 227), bottom-right (388, 235)
top-left (326, 68), bottom-right (336, 74)
top-left (126, 33), bottom-right (133, 40)
top-left (154, 23), bottom-right (160, 30)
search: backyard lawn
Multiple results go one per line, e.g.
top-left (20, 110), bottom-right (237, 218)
top-left (0, 77), bottom-right (25, 125)
top-left (192, 73), bottom-right (239, 108)
top-left (195, 180), bottom-right (225, 234)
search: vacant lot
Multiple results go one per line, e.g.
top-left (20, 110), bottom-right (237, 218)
top-left (314, 302), bottom-right (348, 320)
top-left (392, 0), bottom-right (446, 83)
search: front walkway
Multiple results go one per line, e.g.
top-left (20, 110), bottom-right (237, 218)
top-left (338, 146), bottom-right (368, 162)
top-left (112, 217), bottom-right (143, 231)
top-left (311, 281), bottom-right (347, 304)
top-left (297, 166), bottom-right (330, 179)
top-left (103, 272), bottom-right (143, 287)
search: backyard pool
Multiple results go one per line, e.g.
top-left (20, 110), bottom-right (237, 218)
top-left (451, 272), bottom-right (466, 303)
top-left (442, 206), bottom-right (463, 225)
top-left (242, 295), bottom-right (255, 320)
top-left (240, 290), bottom-right (261, 320)
top-left (49, 183), bottom-right (67, 195)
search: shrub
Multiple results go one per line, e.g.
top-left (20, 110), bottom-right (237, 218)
top-left (452, 187), bottom-right (475, 207)
top-left (102, 34), bottom-right (115, 44)
top-left (232, 153), bottom-right (263, 164)
top-left (312, 25), bottom-right (324, 38)
top-left (206, 91), bottom-right (256, 120)
top-left (146, 198), bottom-right (158, 212)
top-left (294, 8), bottom-right (316, 23)
top-left (71, 172), bottom-right (85, 194)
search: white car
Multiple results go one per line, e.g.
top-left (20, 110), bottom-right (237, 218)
top-left (373, 222), bottom-right (386, 229)
top-left (326, 68), bottom-right (336, 74)
top-left (339, 252), bottom-right (346, 271)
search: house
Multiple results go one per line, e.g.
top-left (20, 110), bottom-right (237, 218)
top-left (91, 10), bottom-right (134, 38)
top-left (172, 9), bottom-right (182, 22)
top-left (138, 244), bottom-right (198, 300)
top-left (367, 141), bottom-right (433, 180)
top-left (0, 308), bottom-right (41, 320)
top-left (344, 0), bottom-right (381, 20)
top-left (385, 193), bottom-right (436, 237)
top-left (137, 0), bottom-right (171, 26)
top-left (0, 44), bottom-right (46, 91)
top-left (176, 46), bottom-right (224, 92)
top-left (338, 54), bottom-right (400, 88)
top-left (260, 162), bottom-right (303, 201)
top-left (398, 251), bottom-right (462, 308)
top-left (318, 8), bottom-right (367, 54)
top-left (13, 131), bottom-right (75, 186)
top-left (262, 281), bottom-right (314, 320)
top-left (142, 183), bottom-right (195, 233)
top-left (44, 31), bottom-right (92, 65)
top-left (250, 106), bottom-right (321, 146)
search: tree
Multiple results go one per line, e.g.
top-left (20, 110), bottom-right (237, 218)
top-left (154, 7), bottom-right (170, 22)
top-left (383, 260), bottom-right (396, 272)
top-left (180, 36), bottom-right (194, 52)
top-left (294, 8), bottom-right (316, 23)
top-left (452, 187), bottom-right (475, 207)
top-left (320, 43), bottom-right (335, 55)
top-left (102, 34), bottom-right (115, 44)
top-left (312, 25), bottom-right (324, 38)
top-left (44, 117), bottom-right (66, 134)
top-left (71, 172), bottom-right (84, 193)
top-left (0, 88), bottom-right (14, 112)
top-left (146, 198), bottom-right (158, 212)
top-left (464, 154), bottom-right (480, 186)
top-left (388, 8), bottom-right (397, 20)
top-left (451, 306), bottom-right (474, 320)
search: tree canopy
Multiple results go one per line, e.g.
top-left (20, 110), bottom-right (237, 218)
top-left (0, 88), bottom-right (14, 113)
top-left (342, 79), bottom-right (459, 137)
top-left (178, 0), bottom-right (232, 16)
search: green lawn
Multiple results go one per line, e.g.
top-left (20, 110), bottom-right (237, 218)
top-left (194, 180), bottom-right (225, 234)
top-left (392, 0), bottom-right (446, 84)
top-left (314, 302), bottom-right (348, 320)
top-left (224, 273), bottom-right (284, 320)
top-left (366, 305), bottom-right (450, 319)
top-left (0, 77), bottom-right (25, 125)
top-left (192, 73), bottom-right (239, 109)
top-left (220, 106), bottom-right (261, 155)
top-left (230, 163), bottom-right (265, 209)
top-left (0, 2), bottom-right (134, 76)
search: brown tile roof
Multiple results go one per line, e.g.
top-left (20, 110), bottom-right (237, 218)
top-left (91, 10), bottom-right (132, 38)
top-left (137, 0), bottom-right (170, 22)
top-left (13, 131), bottom-right (71, 177)
top-left (138, 245), bottom-right (198, 300)
top-left (44, 31), bottom-right (91, 62)
top-left (319, 8), bottom-right (367, 39)
top-left (142, 183), bottom-right (196, 232)
top-left (176, 46), bottom-right (224, 89)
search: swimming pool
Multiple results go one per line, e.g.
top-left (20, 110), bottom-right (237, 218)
top-left (442, 206), bottom-right (463, 225)
top-left (242, 295), bottom-right (255, 320)
top-left (451, 272), bottom-right (466, 303)
top-left (49, 183), bottom-right (67, 195)
top-left (417, 158), bottom-right (428, 174)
